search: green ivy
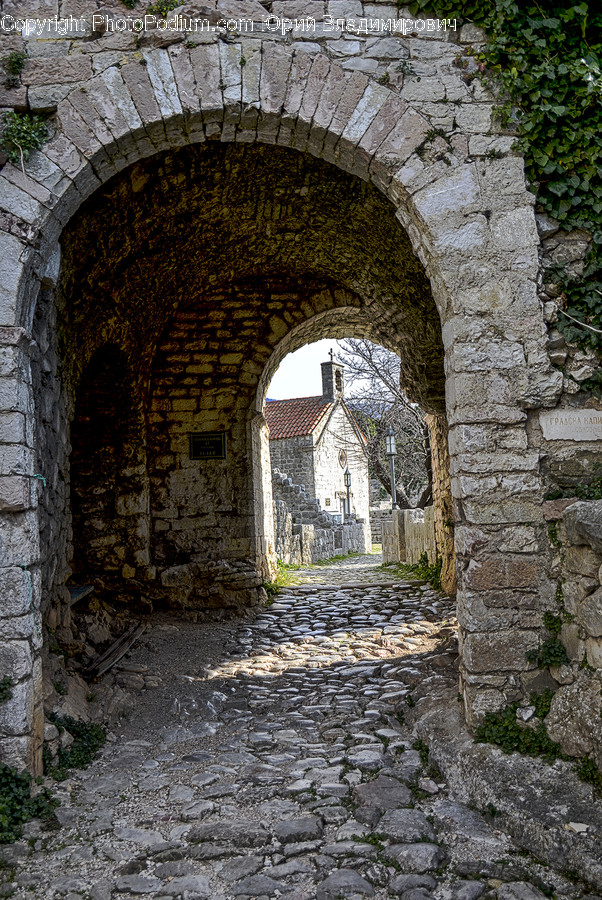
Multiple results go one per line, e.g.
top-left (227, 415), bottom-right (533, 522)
top-left (407, 1), bottom-right (602, 359)
top-left (526, 609), bottom-right (570, 668)
top-left (146, 0), bottom-right (179, 16)
top-left (47, 715), bottom-right (106, 781)
top-left (0, 111), bottom-right (48, 168)
top-left (476, 694), bottom-right (602, 788)
top-left (543, 611), bottom-right (563, 635)
top-left (386, 552), bottom-right (443, 590)
top-left (0, 764), bottom-right (57, 843)
top-left (527, 636), bottom-right (570, 668)
top-left (474, 702), bottom-right (563, 762)
top-left (1, 51), bottom-right (26, 88)
top-left (547, 523), bottom-right (560, 547)
top-left (413, 738), bottom-right (430, 767)
top-left (576, 755), bottom-right (602, 795)
top-left (574, 475), bottom-right (602, 499)
top-left (0, 678), bottom-right (12, 705)
top-left (530, 688), bottom-right (555, 719)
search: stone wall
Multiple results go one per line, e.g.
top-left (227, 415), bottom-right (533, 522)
top-left (270, 436), bottom-right (316, 498)
top-left (0, 3), bottom-right (589, 768)
top-left (381, 509), bottom-right (404, 565)
top-left (405, 506), bottom-right (436, 564)
top-left (0, 326), bottom-right (45, 772)
top-left (370, 507), bottom-right (391, 543)
top-left (427, 413), bottom-right (456, 594)
top-left (525, 499), bottom-right (602, 769)
top-left (382, 506), bottom-right (436, 567)
top-left (272, 469), bottom-right (369, 565)
top-left (30, 283), bottom-right (72, 639)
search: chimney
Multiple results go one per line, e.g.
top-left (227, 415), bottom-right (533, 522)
top-left (321, 356), bottom-right (345, 402)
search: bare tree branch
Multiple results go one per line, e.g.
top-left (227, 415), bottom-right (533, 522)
top-left (336, 339), bottom-right (431, 508)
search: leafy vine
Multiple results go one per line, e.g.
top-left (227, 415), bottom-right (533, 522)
top-left (408, 1), bottom-right (602, 364)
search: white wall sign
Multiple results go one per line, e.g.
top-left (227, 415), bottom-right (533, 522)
top-left (539, 410), bottom-right (602, 441)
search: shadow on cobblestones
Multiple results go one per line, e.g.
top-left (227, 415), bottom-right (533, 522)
top-left (2, 554), bottom-right (599, 900)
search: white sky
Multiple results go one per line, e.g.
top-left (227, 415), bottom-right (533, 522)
top-left (267, 339), bottom-right (346, 400)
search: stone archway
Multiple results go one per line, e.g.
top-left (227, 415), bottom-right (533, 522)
top-left (0, 38), bottom-right (562, 771)
top-left (251, 306), bottom-right (448, 587)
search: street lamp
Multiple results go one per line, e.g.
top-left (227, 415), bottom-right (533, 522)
top-left (385, 426), bottom-right (397, 510)
top-left (344, 467), bottom-right (352, 521)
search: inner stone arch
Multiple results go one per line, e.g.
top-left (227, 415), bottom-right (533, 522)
top-left (33, 139), bottom-right (448, 627)
top-left (254, 307), bottom-right (405, 414)
top-left (251, 307), bottom-right (438, 585)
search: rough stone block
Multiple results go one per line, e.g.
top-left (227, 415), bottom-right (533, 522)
top-left (307, 60), bottom-right (346, 149)
top-left (0, 678), bottom-right (34, 736)
top-left (575, 588), bottom-right (602, 638)
top-left (565, 544), bottom-right (600, 579)
top-left (454, 103), bottom-right (493, 133)
top-left (167, 45), bottom-right (198, 115)
top-left (22, 56), bottom-right (92, 86)
top-left (0, 476), bottom-right (34, 511)
top-left (0, 83), bottom-right (27, 109)
top-left (0, 445), bottom-right (34, 477)
top-left (272, 0), bottom-right (324, 17)
top-left (0, 614), bottom-right (36, 643)
top-left (542, 498), bottom-right (578, 521)
top-left (546, 672), bottom-right (602, 756)
top-left (0, 641), bottom-right (32, 681)
top-left (189, 43), bottom-right (223, 122)
top-left (66, 88), bottom-right (116, 156)
top-left (462, 630), bottom-right (539, 674)
top-left (358, 94), bottom-right (406, 157)
top-left (0, 382), bottom-right (30, 427)
top-left (327, 69), bottom-right (368, 141)
top-left (0, 567), bottom-right (35, 619)
top-left (340, 81), bottom-right (389, 146)
top-left (563, 501), bottom-right (602, 554)
top-left (414, 166), bottom-right (481, 220)
top-left (451, 340), bottom-right (526, 374)
top-left (0, 176), bottom-right (44, 227)
top-left (56, 98), bottom-right (103, 160)
top-left (120, 62), bottom-right (163, 133)
top-left (144, 49), bottom-right (183, 121)
top-left (0, 412), bottom-right (25, 444)
top-left (490, 207), bottom-right (538, 252)
top-left (586, 637), bottom-right (602, 669)
top-left (433, 217), bottom-right (489, 253)
top-left (0, 511), bottom-right (40, 567)
top-left (100, 66), bottom-right (145, 137)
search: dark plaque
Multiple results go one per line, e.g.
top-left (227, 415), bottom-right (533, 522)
top-left (189, 432), bottom-right (227, 460)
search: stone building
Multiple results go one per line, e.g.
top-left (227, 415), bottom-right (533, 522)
top-left (1, 4), bottom-right (602, 774)
top-left (265, 359), bottom-right (370, 526)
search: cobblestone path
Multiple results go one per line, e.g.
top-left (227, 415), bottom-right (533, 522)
top-left (3, 554), bottom-right (592, 900)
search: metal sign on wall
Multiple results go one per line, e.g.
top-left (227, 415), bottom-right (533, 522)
top-left (189, 432), bottom-right (227, 460)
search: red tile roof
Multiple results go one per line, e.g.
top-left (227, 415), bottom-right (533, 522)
top-left (265, 396), bottom-right (332, 440)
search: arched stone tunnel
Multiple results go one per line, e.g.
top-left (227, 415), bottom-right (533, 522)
top-left (0, 30), bottom-right (587, 773)
top-left (44, 141), bottom-right (446, 618)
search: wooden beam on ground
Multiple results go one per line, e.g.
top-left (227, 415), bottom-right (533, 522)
top-left (84, 622), bottom-right (146, 679)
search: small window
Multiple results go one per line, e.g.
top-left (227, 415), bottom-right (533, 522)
top-left (335, 370), bottom-right (343, 392)
top-left (338, 450), bottom-right (347, 468)
top-left (325, 498), bottom-right (331, 506)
